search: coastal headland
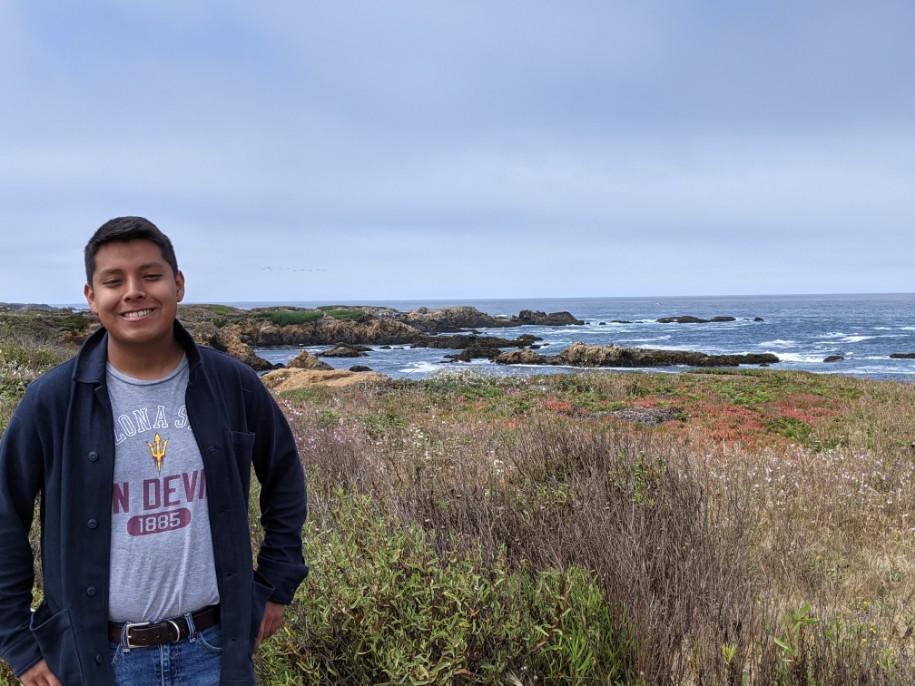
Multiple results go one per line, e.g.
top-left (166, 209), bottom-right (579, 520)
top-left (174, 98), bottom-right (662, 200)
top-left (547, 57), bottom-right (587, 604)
top-left (0, 303), bottom-right (786, 382)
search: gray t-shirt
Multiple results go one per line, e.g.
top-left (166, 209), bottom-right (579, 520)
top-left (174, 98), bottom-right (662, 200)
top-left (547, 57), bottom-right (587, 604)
top-left (106, 357), bottom-right (220, 623)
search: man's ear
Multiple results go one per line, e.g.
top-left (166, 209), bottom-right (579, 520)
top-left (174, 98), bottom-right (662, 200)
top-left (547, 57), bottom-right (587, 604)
top-left (84, 283), bottom-right (97, 314)
top-left (176, 270), bottom-right (185, 303)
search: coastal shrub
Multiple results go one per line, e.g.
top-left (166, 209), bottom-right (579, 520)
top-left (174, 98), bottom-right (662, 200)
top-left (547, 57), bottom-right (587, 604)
top-left (0, 336), bottom-right (68, 437)
top-left (254, 490), bottom-right (634, 685)
top-left (210, 304), bottom-right (238, 315)
top-left (317, 307), bottom-right (366, 322)
top-left (265, 309), bottom-right (324, 326)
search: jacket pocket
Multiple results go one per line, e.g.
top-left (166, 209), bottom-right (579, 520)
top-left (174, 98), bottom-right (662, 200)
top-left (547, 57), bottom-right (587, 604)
top-left (248, 571), bottom-right (275, 653)
top-left (30, 604), bottom-right (83, 685)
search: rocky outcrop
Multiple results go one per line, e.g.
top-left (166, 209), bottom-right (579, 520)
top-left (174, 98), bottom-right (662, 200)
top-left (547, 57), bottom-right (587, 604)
top-left (516, 310), bottom-right (583, 326)
top-left (494, 349), bottom-right (550, 365)
top-left (890, 353), bottom-right (915, 359)
top-left (287, 350), bottom-right (332, 370)
top-left (261, 368), bottom-right (387, 391)
top-left (657, 315), bottom-right (737, 323)
top-left (250, 318), bottom-right (423, 346)
top-left (397, 306), bottom-right (583, 332)
top-left (209, 326), bottom-right (275, 371)
top-left (823, 355), bottom-right (845, 363)
top-left (495, 342), bottom-right (778, 368)
top-left (319, 343), bottom-right (371, 358)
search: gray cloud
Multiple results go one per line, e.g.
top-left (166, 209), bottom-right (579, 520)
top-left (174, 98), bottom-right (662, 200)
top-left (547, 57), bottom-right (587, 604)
top-left (1, 1), bottom-right (913, 303)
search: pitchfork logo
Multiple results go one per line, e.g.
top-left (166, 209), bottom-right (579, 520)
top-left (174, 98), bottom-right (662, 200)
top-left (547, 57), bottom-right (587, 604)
top-left (146, 433), bottom-right (169, 473)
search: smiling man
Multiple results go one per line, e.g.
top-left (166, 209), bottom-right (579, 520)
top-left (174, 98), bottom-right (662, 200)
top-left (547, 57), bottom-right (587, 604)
top-left (0, 217), bottom-right (308, 685)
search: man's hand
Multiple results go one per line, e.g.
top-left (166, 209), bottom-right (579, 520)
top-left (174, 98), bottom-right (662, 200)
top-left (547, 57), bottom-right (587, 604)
top-left (19, 660), bottom-right (61, 686)
top-left (251, 600), bottom-right (284, 658)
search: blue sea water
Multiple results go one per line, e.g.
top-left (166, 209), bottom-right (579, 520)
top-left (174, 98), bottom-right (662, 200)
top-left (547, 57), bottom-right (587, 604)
top-left (227, 294), bottom-right (915, 382)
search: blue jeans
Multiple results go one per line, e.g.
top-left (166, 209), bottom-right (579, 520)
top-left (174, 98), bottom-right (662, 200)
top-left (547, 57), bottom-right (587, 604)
top-left (109, 614), bottom-right (222, 686)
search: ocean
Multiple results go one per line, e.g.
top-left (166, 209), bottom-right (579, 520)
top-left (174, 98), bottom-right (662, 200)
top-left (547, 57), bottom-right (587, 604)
top-left (223, 294), bottom-right (915, 382)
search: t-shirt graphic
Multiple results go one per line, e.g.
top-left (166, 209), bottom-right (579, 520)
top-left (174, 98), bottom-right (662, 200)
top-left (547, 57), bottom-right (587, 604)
top-left (106, 357), bottom-right (220, 623)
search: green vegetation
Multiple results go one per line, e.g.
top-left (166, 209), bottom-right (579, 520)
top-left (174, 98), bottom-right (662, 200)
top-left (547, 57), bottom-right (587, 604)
top-left (256, 491), bottom-right (632, 684)
top-left (317, 306), bottom-right (366, 322)
top-left (264, 309), bottom-right (325, 326)
top-left (261, 307), bottom-right (366, 326)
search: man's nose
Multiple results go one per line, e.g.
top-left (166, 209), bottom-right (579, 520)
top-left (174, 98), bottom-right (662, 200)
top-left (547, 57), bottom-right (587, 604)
top-left (124, 276), bottom-right (146, 299)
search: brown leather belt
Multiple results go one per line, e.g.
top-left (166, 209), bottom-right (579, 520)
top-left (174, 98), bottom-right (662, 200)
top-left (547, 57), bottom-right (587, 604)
top-left (108, 605), bottom-right (220, 648)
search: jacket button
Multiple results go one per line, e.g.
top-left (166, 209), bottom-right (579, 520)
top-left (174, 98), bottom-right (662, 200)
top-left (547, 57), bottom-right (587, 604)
top-left (88, 451), bottom-right (99, 462)
top-left (95, 653), bottom-right (103, 664)
top-left (86, 586), bottom-right (97, 597)
top-left (87, 519), bottom-right (98, 529)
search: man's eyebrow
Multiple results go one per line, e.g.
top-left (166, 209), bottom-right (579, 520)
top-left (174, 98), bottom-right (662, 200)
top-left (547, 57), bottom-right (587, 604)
top-left (97, 261), bottom-right (166, 276)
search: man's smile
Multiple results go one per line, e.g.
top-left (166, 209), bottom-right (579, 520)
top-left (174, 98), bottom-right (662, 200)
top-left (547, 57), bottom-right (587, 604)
top-left (121, 308), bottom-right (155, 320)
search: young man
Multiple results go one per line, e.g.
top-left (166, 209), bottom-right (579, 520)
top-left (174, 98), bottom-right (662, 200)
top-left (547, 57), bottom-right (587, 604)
top-left (0, 218), bottom-right (308, 685)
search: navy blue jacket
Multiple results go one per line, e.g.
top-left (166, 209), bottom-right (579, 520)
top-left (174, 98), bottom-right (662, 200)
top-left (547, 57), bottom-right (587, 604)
top-left (0, 322), bottom-right (308, 684)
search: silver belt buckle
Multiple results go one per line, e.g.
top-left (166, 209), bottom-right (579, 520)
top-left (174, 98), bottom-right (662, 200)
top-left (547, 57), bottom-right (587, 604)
top-left (124, 620), bottom-right (150, 649)
top-left (166, 619), bottom-right (182, 643)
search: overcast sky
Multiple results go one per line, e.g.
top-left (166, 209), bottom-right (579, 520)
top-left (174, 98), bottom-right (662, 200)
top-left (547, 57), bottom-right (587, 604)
top-left (1, 1), bottom-right (913, 304)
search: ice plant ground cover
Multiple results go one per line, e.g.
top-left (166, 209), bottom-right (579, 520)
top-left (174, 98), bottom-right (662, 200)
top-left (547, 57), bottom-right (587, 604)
top-left (1, 330), bottom-right (914, 684)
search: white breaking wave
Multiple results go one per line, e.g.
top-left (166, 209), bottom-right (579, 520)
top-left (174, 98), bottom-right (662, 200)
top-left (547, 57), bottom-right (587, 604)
top-left (618, 336), bottom-right (672, 343)
top-left (758, 339), bottom-right (796, 348)
top-left (841, 335), bottom-right (875, 343)
top-left (772, 352), bottom-right (830, 364)
top-left (399, 361), bottom-right (444, 374)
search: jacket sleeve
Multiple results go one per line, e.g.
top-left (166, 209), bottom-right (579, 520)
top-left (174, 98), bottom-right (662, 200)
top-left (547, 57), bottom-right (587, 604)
top-left (0, 394), bottom-right (45, 677)
top-left (248, 377), bottom-right (308, 604)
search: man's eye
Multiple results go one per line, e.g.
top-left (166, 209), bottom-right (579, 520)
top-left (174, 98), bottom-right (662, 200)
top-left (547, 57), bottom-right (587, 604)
top-left (104, 280), bottom-right (121, 287)
top-left (144, 274), bottom-right (162, 280)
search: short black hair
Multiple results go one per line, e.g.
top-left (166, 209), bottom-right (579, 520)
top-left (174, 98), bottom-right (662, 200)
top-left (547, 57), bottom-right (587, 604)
top-left (84, 217), bottom-right (178, 284)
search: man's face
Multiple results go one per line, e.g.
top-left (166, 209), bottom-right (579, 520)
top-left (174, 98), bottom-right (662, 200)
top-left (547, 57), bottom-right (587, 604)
top-left (84, 239), bottom-right (185, 353)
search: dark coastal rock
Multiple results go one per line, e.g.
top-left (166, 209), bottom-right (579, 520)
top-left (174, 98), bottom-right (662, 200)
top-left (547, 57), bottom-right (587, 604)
top-left (414, 333), bottom-right (540, 351)
top-left (494, 349), bottom-right (551, 365)
top-left (287, 350), bottom-right (333, 371)
top-left (349, 365), bottom-right (372, 372)
top-left (611, 320), bottom-right (632, 324)
top-left (319, 343), bottom-right (370, 358)
top-left (598, 322), bottom-right (606, 325)
top-left (657, 315), bottom-right (736, 324)
top-left (516, 310), bottom-right (584, 326)
top-left (823, 355), bottom-right (845, 363)
top-left (496, 342), bottom-right (778, 368)
top-left (444, 344), bottom-right (503, 362)
top-left (890, 353), bottom-right (915, 359)
top-left (754, 317), bottom-right (765, 322)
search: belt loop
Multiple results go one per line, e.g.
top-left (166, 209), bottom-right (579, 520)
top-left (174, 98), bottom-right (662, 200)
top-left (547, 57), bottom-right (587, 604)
top-left (185, 610), bottom-right (197, 642)
top-left (119, 622), bottom-right (132, 654)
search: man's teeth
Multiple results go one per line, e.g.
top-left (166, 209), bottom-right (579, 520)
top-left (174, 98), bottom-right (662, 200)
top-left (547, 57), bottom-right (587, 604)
top-left (124, 309), bottom-right (153, 319)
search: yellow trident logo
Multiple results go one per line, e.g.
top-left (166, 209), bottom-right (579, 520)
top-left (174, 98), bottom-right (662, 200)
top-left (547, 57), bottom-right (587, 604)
top-left (146, 433), bottom-right (169, 473)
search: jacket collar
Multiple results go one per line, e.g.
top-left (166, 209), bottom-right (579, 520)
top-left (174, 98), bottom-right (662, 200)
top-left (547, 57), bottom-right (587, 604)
top-left (72, 320), bottom-right (201, 384)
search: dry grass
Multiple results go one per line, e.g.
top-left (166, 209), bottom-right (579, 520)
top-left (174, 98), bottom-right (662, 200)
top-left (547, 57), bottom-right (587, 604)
top-left (280, 370), bottom-right (915, 684)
